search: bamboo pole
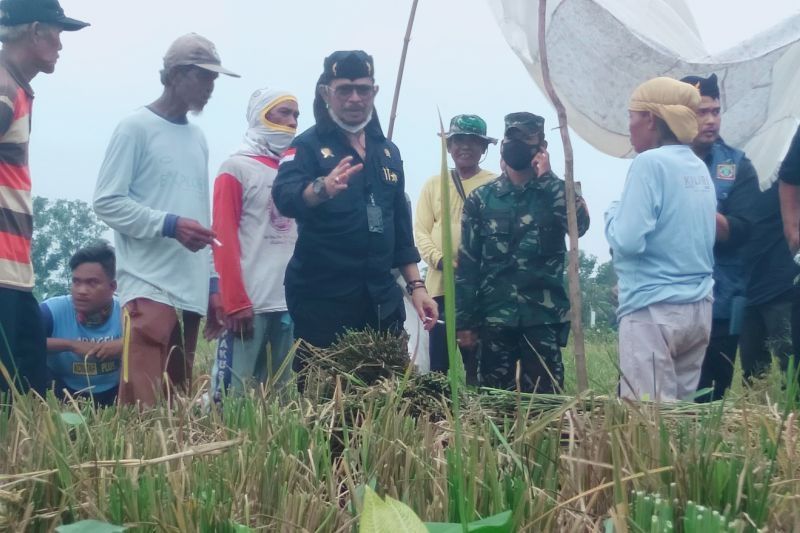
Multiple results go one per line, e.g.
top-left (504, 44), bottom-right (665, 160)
top-left (537, 0), bottom-right (588, 392)
top-left (387, 0), bottom-right (420, 141)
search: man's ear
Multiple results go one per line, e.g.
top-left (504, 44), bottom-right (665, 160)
top-left (110, 280), bottom-right (118, 293)
top-left (318, 84), bottom-right (330, 105)
top-left (30, 21), bottom-right (44, 43)
top-left (647, 112), bottom-right (658, 131)
top-left (373, 84), bottom-right (380, 97)
top-left (540, 139), bottom-right (548, 150)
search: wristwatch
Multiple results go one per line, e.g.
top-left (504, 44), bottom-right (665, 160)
top-left (312, 177), bottom-right (330, 200)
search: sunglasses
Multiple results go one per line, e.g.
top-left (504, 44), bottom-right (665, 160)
top-left (328, 84), bottom-right (375, 99)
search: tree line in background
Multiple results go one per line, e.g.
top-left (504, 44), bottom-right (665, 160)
top-left (31, 196), bottom-right (108, 300)
top-left (574, 250), bottom-right (618, 331)
top-left (31, 196), bottom-right (619, 329)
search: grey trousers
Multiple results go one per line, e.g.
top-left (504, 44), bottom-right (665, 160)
top-left (211, 311), bottom-right (295, 397)
top-left (618, 297), bottom-right (712, 402)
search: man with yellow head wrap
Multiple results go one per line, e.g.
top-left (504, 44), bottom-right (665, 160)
top-left (605, 77), bottom-right (717, 402)
top-left (210, 88), bottom-right (300, 396)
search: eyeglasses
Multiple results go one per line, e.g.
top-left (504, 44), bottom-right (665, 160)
top-left (327, 84), bottom-right (376, 99)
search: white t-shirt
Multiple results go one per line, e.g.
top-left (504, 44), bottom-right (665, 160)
top-left (94, 107), bottom-right (212, 314)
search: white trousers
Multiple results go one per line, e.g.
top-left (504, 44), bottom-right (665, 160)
top-left (618, 297), bottom-right (712, 402)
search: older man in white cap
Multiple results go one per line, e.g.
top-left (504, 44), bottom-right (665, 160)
top-left (93, 33), bottom-right (239, 407)
top-left (210, 88), bottom-right (299, 397)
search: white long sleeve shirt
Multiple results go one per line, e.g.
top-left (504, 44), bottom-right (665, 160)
top-left (94, 108), bottom-right (212, 314)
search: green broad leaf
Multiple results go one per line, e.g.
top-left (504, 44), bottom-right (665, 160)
top-left (59, 412), bottom-right (85, 426)
top-left (231, 524), bottom-right (253, 532)
top-left (359, 486), bottom-right (428, 533)
top-left (56, 519), bottom-right (126, 533)
top-left (425, 510), bottom-right (514, 532)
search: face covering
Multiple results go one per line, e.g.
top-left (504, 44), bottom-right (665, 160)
top-left (236, 88), bottom-right (297, 158)
top-left (501, 139), bottom-right (538, 171)
top-left (329, 107), bottom-right (373, 134)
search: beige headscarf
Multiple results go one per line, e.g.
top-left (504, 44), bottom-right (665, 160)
top-left (629, 77), bottom-right (700, 144)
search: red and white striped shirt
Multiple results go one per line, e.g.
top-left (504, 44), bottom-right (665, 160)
top-left (0, 59), bottom-right (34, 291)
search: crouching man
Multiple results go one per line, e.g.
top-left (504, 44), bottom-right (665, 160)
top-left (41, 243), bottom-right (122, 405)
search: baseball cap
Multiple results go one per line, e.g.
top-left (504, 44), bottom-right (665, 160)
top-left (0, 0), bottom-right (89, 31)
top-left (441, 114), bottom-right (497, 144)
top-left (504, 112), bottom-right (545, 138)
top-left (163, 33), bottom-right (240, 78)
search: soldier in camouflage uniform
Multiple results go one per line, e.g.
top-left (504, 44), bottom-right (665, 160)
top-left (455, 112), bottom-right (590, 393)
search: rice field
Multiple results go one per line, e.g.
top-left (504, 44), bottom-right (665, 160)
top-left (0, 329), bottom-right (798, 532)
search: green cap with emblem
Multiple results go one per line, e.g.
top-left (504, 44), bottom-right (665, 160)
top-left (440, 114), bottom-right (497, 144)
top-left (504, 112), bottom-right (545, 139)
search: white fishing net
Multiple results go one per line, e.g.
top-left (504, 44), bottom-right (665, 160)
top-left (489, 0), bottom-right (800, 188)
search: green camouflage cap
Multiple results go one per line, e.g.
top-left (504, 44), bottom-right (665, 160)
top-left (441, 114), bottom-right (498, 144)
top-left (504, 112), bottom-right (545, 139)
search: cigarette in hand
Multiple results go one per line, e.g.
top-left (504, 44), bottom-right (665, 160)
top-left (424, 317), bottom-right (445, 325)
top-left (213, 238), bottom-right (223, 247)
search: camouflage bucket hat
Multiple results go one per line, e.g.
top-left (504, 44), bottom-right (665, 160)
top-left (440, 114), bottom-right (498, 144)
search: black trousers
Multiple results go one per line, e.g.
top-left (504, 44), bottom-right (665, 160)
top-left (287, 287), bottom-right (405, 351)
top-left (792, 286), bottom-right (800, 371)
top-left (429, 296), bottom-right (478, 384)
top-left (0, 288), bottom-right (46, 395)
top-left (739, 291), bottom-right (794, 380)
top-left (53, 380), bottom-right (118, 407)
top-left (696, 319), bottom-right (738, 403)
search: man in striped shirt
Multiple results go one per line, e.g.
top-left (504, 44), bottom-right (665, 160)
top-left (0, 0), bottom-right (88, 394)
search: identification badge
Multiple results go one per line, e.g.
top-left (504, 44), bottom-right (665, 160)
top-left (367, 204), bottom-right (383, 233)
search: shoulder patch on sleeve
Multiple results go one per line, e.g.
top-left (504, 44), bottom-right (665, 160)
top-left (279, 148), bottom-right (296, 165)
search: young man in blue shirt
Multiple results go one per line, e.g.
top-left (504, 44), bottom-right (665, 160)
top-left (41, 243), bottom-right (122, 405)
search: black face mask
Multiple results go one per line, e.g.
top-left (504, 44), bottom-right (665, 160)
top-left (501, 139), bottom-right (538, 171)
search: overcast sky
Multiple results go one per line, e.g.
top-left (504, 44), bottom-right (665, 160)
top-left (29, 0), bottom-right (800, 261)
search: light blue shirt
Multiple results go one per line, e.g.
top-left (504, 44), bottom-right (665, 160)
top-left (93, 108), bottom-right (212, 314)
top-left (41, 295), bottom-right (122, 393)
top-left (605, 145), bottom-right (716, 318)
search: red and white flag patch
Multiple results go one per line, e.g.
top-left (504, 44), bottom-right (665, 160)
top-left (279, 148), bottom-right (296, 165)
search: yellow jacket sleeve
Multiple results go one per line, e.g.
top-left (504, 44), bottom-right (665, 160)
top-left (414, 176), bottom-right (443, 269)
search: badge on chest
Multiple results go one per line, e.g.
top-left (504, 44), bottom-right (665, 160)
top-left (716, 163), bottom-right (736, 180)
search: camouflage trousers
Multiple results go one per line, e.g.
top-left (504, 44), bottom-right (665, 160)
top-left (478, 324), bottom-right (566, 393)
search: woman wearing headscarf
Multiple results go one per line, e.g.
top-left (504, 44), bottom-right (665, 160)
top-left (209, 88), bottom-right (299, 397)
top-left (605, 77), bottom-right (716, 402)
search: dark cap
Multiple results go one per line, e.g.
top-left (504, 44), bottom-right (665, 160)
top-left (504, 112), bottom-right (545, 138)
top-left (321, 50), bottom-right (374, 84)
top-left (679, 73), bottom-right (719, 99)
top-left (441, 114), bottom-right (497, 144)
top-left (0, 0), bottom-right (89, 31)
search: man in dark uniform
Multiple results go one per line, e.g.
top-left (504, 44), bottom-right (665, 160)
top-left (455, 112), bottom-right (590, 393)
top-left (680, 74), bottom-right (760, 402)
top-left (272, 50), bottom-right (437, 356)
top-left (778, 125), bottom-right (800, 358)
top-left (738, 177), bottom-right (797, 384)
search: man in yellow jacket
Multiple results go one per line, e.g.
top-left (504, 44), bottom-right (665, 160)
top-left (414, 114), bottom-right (497, 379)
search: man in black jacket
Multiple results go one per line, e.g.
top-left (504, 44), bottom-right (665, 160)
top-left (272, 50), bottom-right (437, 355)
top-left (680, 74), bottom-right (760, 402)
top-left (778, 126), bottom-right (800, 361)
